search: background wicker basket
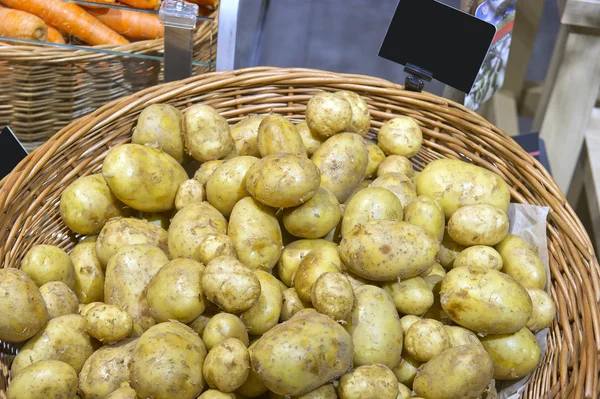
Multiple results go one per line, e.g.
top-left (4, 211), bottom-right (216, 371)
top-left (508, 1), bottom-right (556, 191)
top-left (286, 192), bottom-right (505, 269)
top-left (0, 67), bottom-right (598, 399)
top-left (0, 7), bottom-right (218, 152)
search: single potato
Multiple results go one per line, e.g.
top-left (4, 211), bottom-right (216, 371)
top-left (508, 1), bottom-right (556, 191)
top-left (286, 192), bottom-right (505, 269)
top-left (377, 155), bottom-right (413, 177)
top-left (281, 287), bottom-right (311, 321)
top-left (241, 270), bottom-right (283, 335)
top-left (257, 114), bottom-right (307, 157)
top-left (377, 116), bottom-right (422, 158)
top-left (203, 338), bottom-right (250, 392)
top-left (183, 104), bottom-right (234, 162)
top-left (296, 121), bottom-right (324, 156)
top-left (70, 241), bottom-right (104, 304)
top-left (364, 140), bottom-right (386, 178)
top-left (400, 315), bottom-right (421, 332)
top-left (306, 92), bottom-right (352, 138)
top-left (338, 364), bottom-right (399, 399)
top-left (230, 115), bottom-right (265, 157)
top-left (496, 234), bottom-right (547, 290)
top-left (85, 303), bottom-right (133, 343)
top-left (132, 104), bottom-right (185, 163)
top-left (444, 325), bottom-right (483, 348)
top-left (21, 244), bottom-right (75, 289)
top-left (294, 247), bottom-right (344, 302)
top-left (39, 281), bottom-right (79, 319)
top-left (438, 229), bottom-right (466, 269)
top-left (175, 179), bottom-right (205, 210)
top-left (403, 195), bottom-right (445, 242)
top-left (453, 245), bottom-right (503, 270)
top-left (447, 204), bottom-right (509, 246)
top-left (203, 312), bottom-right (249, 350)
top-left (383, 277), bottom-right (434, 316)
top-left (311, 272), bottom-right (354, 321)
top-left (342, 187), bottom-right (404, 238)
top-left (334, 90), bottom-right (371, 136)
top-left (283, 187), bottom-right (341, 239)
top-left (199, 390), bottom-right (236, 399)
top-left (525, 287), bottom-right (556, 332)
top-left (480, 327), bottom-right (541, 380)
top-left (7, 360), bottom-right (77, 399)
top-left (60, 174), bottom-right (125, 235)
top-left (194, 160), bottom-right (226, 184)
top-left (277, 239), bottom-right (338, 287)
top-left (206, 155), bottom-right (259, 217)
top-left (392, 354), bottom-right (421, 389)
top-left (194, 232), bottom-right (236, 265)
top-left (404, 319), bottom-right (450, 362)
top-left (370, 173), bottom-right (416, 208)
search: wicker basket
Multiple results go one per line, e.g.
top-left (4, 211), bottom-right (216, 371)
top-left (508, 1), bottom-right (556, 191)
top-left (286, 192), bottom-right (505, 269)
top-left (0, 67), bottom-right (598, 399)
top-left (0, 7), bottom-right (218, 152)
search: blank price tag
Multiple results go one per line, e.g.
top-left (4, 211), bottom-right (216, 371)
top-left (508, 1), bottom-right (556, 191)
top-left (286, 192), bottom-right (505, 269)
top-left (0, 127), bottom-right (28, 179)
top-left (379, 0), bottom-right (496, 93)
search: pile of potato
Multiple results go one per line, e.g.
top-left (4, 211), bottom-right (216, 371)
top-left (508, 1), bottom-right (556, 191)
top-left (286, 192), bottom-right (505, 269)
top-left (0, 90), bottom-right (556, 399)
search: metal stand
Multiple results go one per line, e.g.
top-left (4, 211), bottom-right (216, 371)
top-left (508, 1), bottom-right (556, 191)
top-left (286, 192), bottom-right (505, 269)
top-left (159, 0), bottom-right (198, 82)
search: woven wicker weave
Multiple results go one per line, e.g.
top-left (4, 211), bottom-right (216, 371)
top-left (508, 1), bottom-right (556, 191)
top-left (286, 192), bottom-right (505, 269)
top-left (0, 8), bottom-right (218, 152)
top-left (0, 67), bottom-right (598, 399)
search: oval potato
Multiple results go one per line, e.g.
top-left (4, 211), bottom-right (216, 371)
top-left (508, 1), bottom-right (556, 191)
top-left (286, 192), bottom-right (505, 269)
top-left (283, 187), bottom-right (341, 239)
top-left (70, 241), bottom-right (104, 304)
top-left (496, 234), bottom-right (547, 290)
top-left (21, 245), bottom-right (76, 289)
top-left (132, 104), bottom-right (185, 163)
top-left (370, 173), bottom-right (416, 208)
top-left (203, 312), bottom-right (249, 350)
top-left (444, 325), bottom-right (483, 348)
top-left (39, 281), bottom-right (79, 319)
top-left (230, 115), bottom-right (265, 157)
top-left (206, 155), bottom-right (259, 217)
top-left (85, 303), bottom-right (133, 343)
top-left (377, 116), bottom-right (422, 158)
top-left (306, 92), bottom-right (352, 138)
top-left (241, 270), bottom-right (283, 335)
top-left (8, 360), bottom-right (77, 399)
top-left (183, 104), bottom-right (234, 162)
top-left (281, 287), bottom-right (311, 321)
top-left (342, 187), bottom-right (403, 238)
top-left (447, 204), bottom-right (509, 246)
top-left (257, 114), bottom-right (307, 157)
top-left (203, 338), bottom-right (250, 392)
top-left (382, 277), bottom-right (433, 316)
top-left (454, 245), bottom-right (503, 270)
top-left (403, 195), bottom-right (445, 242)
top-left (404, 319), bottom-right (450, 362)
top-left (480, 327), bottom-right (541, 380)
top-left (338, 364), bottom-right (398, 399)
top-left (525, 288), bottom-right (556, 332)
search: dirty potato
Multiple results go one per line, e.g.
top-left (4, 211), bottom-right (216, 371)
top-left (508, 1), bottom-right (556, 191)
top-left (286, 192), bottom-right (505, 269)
top-left (294, 247), bottom-right (344, 302)
top-left (7, 360), bottom-right (77, 399)
top-left (438, 229), bottom-right (466, 269)
top-left (175, 179), bottom-right (205, 210)
top-left (453, 245), bottom-right (503, 270)
top-left (257, 114), bottom-right (307, 157)
top-left (85, 303), bottom-right (133, 343)
top-left (370, 173), bottom-right (416, 208)
top-left (377, 116), bottom-right (422, 158)
top-left (447, 204), bottom-right (509, 246)
top-left (194, 233), bottom-right (236, 265)
top-left (403, 195), bottom-right (445, 242)
top-left (311, 272), bottom-right (354, 321)
top-left (338, 364), bottom-right (399, 399)
top-left (342, 187), bottom-right (404, 238)
top-left (70, 241), bottom-right (104, 304)
top-left (230, 115), bottom-right (266, 157)
top-left (20, 245), bottom-right (75, 289)
top-left (277, 239), bottom-right (339, 287)
top-left (39, 281), bottom-right (79, 319)
top-left (480, 327), bottom-right (541, 380)
top-left (183, 104), bottom-right (234, 162)
top-left (194, 160), bottom-right (226, 184)
top-left (334, 90), bottom-right (371, 136)
top-left (404, 319), bottom-right (450, 362)
top-left (203, 313), bottom-right (249, 350)
top-left (283, 187), bottom-right (341, 239)
top-left (444, 325), bottom-right (483, 348)
top-left (281, 288), bottom-right (312, 321)
top-left (203, 338), bottom-right (250, 392)
top-left (132, 104), bottom-right (185, 163)
top-left (306, 92), bottom-right (352, 138)
top-left (206, 155), bottom-right (259, 217)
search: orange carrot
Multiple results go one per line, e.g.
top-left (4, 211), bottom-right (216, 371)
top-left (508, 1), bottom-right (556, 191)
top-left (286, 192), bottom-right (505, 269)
top-left (118, 0), bottom-right (159, 9)
top-left (0, 0), bottom-right (129, 45)
top-left (0, 6), bottom-right (48, 41)
top-left (186, 0), bottom-right (218, 6)
top-left (81, 0), bottom-right (116, 8)
top-left (86, 7), bottom-right (164, 40)
top-left (47, 25), bottom-right (66, 44)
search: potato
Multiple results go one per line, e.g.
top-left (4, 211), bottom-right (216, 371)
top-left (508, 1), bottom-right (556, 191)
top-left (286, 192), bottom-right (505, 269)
top-left (340, 220), bottom-right (439, 281)
top-left (241, 270), bottom-right (283, 335)
top-left (257, 114), bottom-right (307, 157)
top-left (480, 327), bottom-right (541, 380)
top-left (377, 155), bottom-right (413, 177)
top-left (440, 266), bottom-right (532, 334)
top-left (21, 245), bottom-right (75, 289)
top-left (194, 233), bottom-right (236, 264)
top-left (338, 364), bottom-right (398, 399)
top-left (526, 288), bottom-right (556, 332)
top-left (183, 104), bottom-right (234, 162)
top-left (281, 287), bottom-right (311, 321)
top-left (294, 247), bottom-right (344, 302)
top-left (364, 140), bottom-right (386, 178)
top-left (202, 256), bottom-right (261, 313)
top-left (105, 385), bottom-right (138, 399)
top-left (246, 154), bottom-right (320, 208)
top-left (397, 383), bottom-right (412, 399)
top-left (84, 303), bottom-right (132, 343)
top-left (334, 90), bottom-right (371, 136)
top-left (7, 360), bottom-right (77, 399)
top-left (447, 204), bottom-right (509, 246)
top-left (392, 354), bottom-right (421, 388)
top-left (194, 160), bottom-right (226, 184)
top-left (79, 301), bottom-right (102, 317)
top-left (199, 390), bottom-right (236, 399)
top-left (251, 311), bottom-right (353, 396)
top-left (203, 338), bottom-right (250, 392)
top-left (175, 179), bottom-right (205, 210)
top-left (228, 197), bottom-right (282, 270)
top-left (345, 285), bottom-right (403, 367)
top-left (296, 121), bottom-right (325, 156)
top-left (146, 258), bottom-right (206, 323)
top-left (105, 244), bottom-right (169, 335)
top-left (95, 217), bottom-right (168, 267)
top-left (60, 174), bottom-right (125, 235)
top-left (78, 338), bottom-right (137, 399)
top-left (203, 312), bottom-right (249, 350)
top-left (377, 116), bottom-right (422, 158)
top-left (231, 115), bottom-right (265, 157)
top-left (0, 268), bottom-right (48, 343)
top-left (11, 314), bottom-right (95, 375)
top-left (413, 345), bottom-right (494, 399)
top-left (298, 383), bottom-right (337, 399)
top-left (342, 187), bottom-right (403, 238)
top-left (404, 319), bottom-right (450, 362)
top-left (403, 195), bottom-right (444, 242)
top-left (445, 325), bottom-right (483, 348)
top-left (132, 104), bottom-right (185, 163)
top-left (306, 92), bottom-right (352, 138)
top-left (312, 133), bottom-right (368, 202)
top-left (311, 272), bottom-right (354, 321)
top-left (453, 245), bottom-right (503, 271)
top-left (103, 144), bottom-right (188, 212)
top-left (415, 159), bottom-right (510, 218)
top-left (423, 262), bottom-right (446, 279)
top-left (277, 239), bottom-right (338, 287)
top-left (39, 281), bottom-right (79, 319)
top-left (496, 234), bottom-right (547, 289)
top-left (283, 187), bottom-right (341, 239)
top-left (69, 241), bottom-right (104, 304)
top-left (438, 229), bottom-right (466, 269)
top-left (206, 156), bottom-right (259, 217)
top-left (370, 173), bottom-right (416, 208)
top-left (383, 277), bottom-right (433, 316)
top-left (168, 201), bottom-right (228, 260)
top-left (131, 322), bottom-right (207, 399)
top-left (400, 315), bottom-right (421, 332)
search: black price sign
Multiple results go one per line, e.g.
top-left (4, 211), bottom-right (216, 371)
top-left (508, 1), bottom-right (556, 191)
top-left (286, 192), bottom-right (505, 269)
top-left (0, 127), bottom-right (28, 180)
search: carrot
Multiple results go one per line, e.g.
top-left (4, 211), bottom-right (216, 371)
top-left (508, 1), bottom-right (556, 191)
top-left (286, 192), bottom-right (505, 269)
top-left (81, 0), bottom-right (116, 8)
top-left (86, 7), bottom-right (164, 40)
top-left (47, 25), bottom-right (66, 44)
top-left (0, 6), bottom-right (48, 41)
top-left (117, 0), bottom-right (159, 9)
top-left (0, 0), bottom-right (129, 46)
top-left (186, 0), bottom-right (218, 6)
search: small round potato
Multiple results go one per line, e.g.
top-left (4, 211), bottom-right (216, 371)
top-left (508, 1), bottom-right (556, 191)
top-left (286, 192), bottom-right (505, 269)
top-left (199, 390), bottom-right (236, 399)
top-left (147, 258), bottom-right (207, 323)
top-left (85, 303), bottom-right (133, 343)
top-left (338, 364), bottom-right (399, 399)
top-left (454, 245), bottom-right (503, 270)
top-left (202, 256), bottom-right (261, 313)
top-left (311, 272), bottom-right (354, 321)
top-left (400, 315), bottom-right (421, 332)
top-left (175, 179), bottom-right (205, 210)
top-left (194, 160), bottom-right (226, 184)
top-left (444, 325), bottom-right (483, 348)
top-left (246, 153), bottom-right (320, 208)
top-left (60, 174), bottom-right (125, 235)
top-left (0, 268), bottom-right (48, 343)
top-left (203, 338), bottom-right (250, 392)
top-left (364, 140), bottom-right (386, 178)
top-left (203, 313), bottom-right (249, 350)
top-left (7, 360), bottom-right (77, 399)
top-left (183, 104), bottom-right (234, 162)
top-left (277, 239), bottom-right (338, 287)
top-left (206, 155), bottom-right (259, 217)
top-left (283, 187), bottom-right (341, 239)
top-left (392, 354), bottom-right (421, 389)
top-left (526, 288), bottom-right (556, 332)
top-left (21, 245), bottom-right (76, 289)
top-left (70, 241), bottom-right (104, 304)
top-left (377, 155), bottom-right (414, 177)
top-left (403, 195), bottom-right (445, 242)
top-left (294, 247), bottom-right (344, 302)
top-left (496, 234), bottom-right (547, 290)
top-left (438, 229), bottom-right (466, 269)
top-left (383, 277), bottom-right (434, 316)
top-left (342, 187), bottom-right (403, 238)
top-left (377, 116), bottom-right (422, 158)
top-left (241, 270), bottom-right (283, 335)
top-left (306, 92), bottom-right (352, 138)
top-left (296, 121), bottom-right (324, 156)
top-left (132, 104), bottom-right (185, 163)
top-left (370, 173), bottom-right (416, 208)
top-left (230, 115), bottom-right (266, 157)
top-left (194, 233), bottom-right (236, 265)
top-left (404, 319), bottom-right (451, 362)
top-left (39, 281), bottom-right (79, 319)
top-left (257, 114), bottom-right (307, 157)
top-left (281, 288), bottom-right (311, 321)
top-left (480, 327), bottom-right (541, 380)
top-left (447, 204), bottom-right (509, 246)
top-left (334, 90), bottom-right (371, 136)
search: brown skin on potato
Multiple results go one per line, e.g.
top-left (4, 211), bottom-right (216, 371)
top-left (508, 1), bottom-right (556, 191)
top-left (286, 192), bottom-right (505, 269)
top-left (183, 104), bottom-right (234, 162)
top-left (132, 104), bottom-right (185, 163)
top-left (70, 241), bottom-right (105, 304)
top-left (257, 114), bottom-right (307, 157)
top-left (338, 364), bottom-right (399, 399)
top-left (447, 204), bottom-right (509, 246)
top-left (203, 338), bottom-right (250, 392)
top-left (8, 360), bottom-right (78, 399)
